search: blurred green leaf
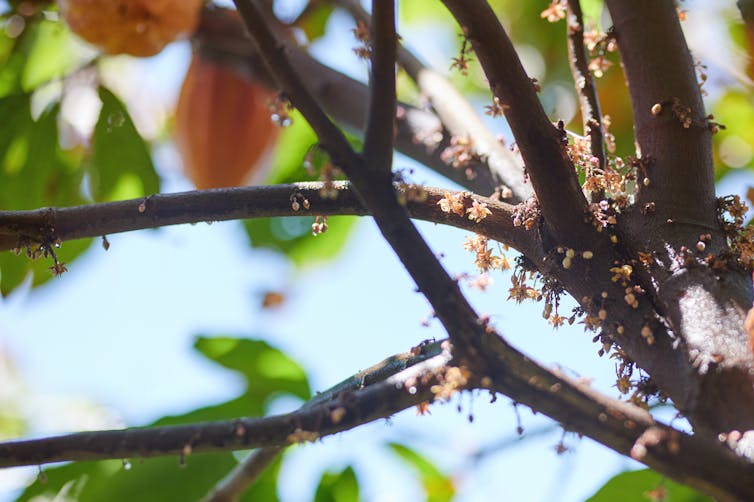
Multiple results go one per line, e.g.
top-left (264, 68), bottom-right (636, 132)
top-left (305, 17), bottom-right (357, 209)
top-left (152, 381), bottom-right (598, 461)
top-left (314, 465), bottom-right (360, 502)
top-left (16, 337), bottom-right (305, 501)
top-left (0, 92), bottom-right (31, 167)
top-left (244, 112), bottom-right (359, 266)
top-left (712, 90), bottom-right (754, 180)
top-left (21, 18), bottom-right (77, 91)
top-left (89, 86), bottom-right (159, 201)
top-left (17, 455), bottom-right (239, 502)
top-left (296, 4), bottom-right (335, 42)
top-left (0, 97), bottom-right (92, 295)
top-left (387, 443), bottom-right (455, 502)
top-left (194, 336), bottom-right (310, 402)
top-left (588, 469), bottom-right (711, 502)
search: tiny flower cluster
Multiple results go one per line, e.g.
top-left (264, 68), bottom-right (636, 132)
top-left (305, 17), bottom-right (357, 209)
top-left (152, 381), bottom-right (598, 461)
top-left (440, 135), bottom-right (479, 173)
top-left (512, 196), bottom-right (541, 230)
top-left (463, 234), bottom-right (511, 273)
top-left (450, 33), bottom-right (474, 76)
top-left (351, 20), bottom-right (371, 59)
top-left (430, 366), bottom-right (471, 401)
top-left (269, 94), bottom-right (293, 127)
top-left (311, 215), bottom-right (328, 236)
top-left (438, 192), bottom-right (492, 223)
top-left (540, 0), bottom-right (566, 22)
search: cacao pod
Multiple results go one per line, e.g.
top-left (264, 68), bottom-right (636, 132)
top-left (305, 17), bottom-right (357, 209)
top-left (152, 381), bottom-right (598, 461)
top-left (58, 0), bottom-right (202, 57)
top-left (174, 54), bottom-right (280, 189)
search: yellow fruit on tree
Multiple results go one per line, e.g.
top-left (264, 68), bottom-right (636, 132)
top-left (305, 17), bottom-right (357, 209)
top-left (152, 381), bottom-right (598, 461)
top-left (174, 54), bottom-right (281, 189)
top-left (58, 0), bottom-right (202, 57)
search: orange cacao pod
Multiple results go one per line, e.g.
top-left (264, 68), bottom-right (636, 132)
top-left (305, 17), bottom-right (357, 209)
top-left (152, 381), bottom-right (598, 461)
top-left (174, 54), bottom-right (280, 189)
top-left (58, 0), bottom-right (202, 57)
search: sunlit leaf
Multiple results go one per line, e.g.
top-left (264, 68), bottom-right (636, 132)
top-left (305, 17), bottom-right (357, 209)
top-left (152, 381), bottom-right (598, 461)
top-left (314, 466), bottom-right (360, 502)
top-left (89, 86), bottom-right (159, 201)
top-left (21, 18), bottom-right (77, 91)
top-left (387, 443), bottom-right (455, 502)
top-left (295, 4), bottom-right (335, 42)
top-left (193, 336), bottom-right (310, 408)
top-left (588, 469), bottom-right (711, 502)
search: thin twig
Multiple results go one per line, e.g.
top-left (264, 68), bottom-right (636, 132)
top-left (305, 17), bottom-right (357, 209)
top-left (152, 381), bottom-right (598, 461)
top-left (201, 340), bottom-right (445, 502)
top-left (566, 0), bottom-right (606, 203)
top-left (362, 0), bottom-right (396, 173)
top-left (201, 447), bottom-right (283, 502)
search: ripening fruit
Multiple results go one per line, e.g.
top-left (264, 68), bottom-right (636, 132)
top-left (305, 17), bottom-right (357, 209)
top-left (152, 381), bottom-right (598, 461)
top-left (174, 54), bottom-right (280, 189)
top-left (58, 0), bottom-right (202, 57)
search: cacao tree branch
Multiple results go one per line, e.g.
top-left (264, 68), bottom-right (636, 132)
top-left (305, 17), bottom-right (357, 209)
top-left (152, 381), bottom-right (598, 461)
top-left (201, 447), bottom-right (283, 502)
top-left (0, 345), bottom-right (454, 468)
top-left (362, 0), bottom-right (396, 174)
top-left (604, 0), bottom-right (714, 225)
top-left (0, 183), bottom-right (533, 256)
top-left (194, 6), bottom-right (522, 200)
top-left (605, 0), bottom-right (754, 434)
top-left (334, 0), bottom-right (530, 200)
top-left (201, 339), bottom-right (446, 502)
top-left (440, 0), bottom-right (593, 248)
top-left (566, 0), bottom-right (606, 202)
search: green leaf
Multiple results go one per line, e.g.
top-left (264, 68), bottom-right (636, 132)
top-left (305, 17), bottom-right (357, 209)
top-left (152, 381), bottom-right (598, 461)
top-left (296, 4), bottom-right (336, 42)
top-left (588, 469), bottom-right (712, 502)
top-left (0, 93), bottom-right (32, 169)
top-left (193, 336), bottom-right (310, 411)
top-left (712, 90), bottom-right (754, 180)
top-left (0, 98), bottom-right (92, 295)
top-left (387, 443), bottom-right (455, 502)
top-left (314, 466), bottom-right (360, 502)
top-left (17, 455), bottom-right (239, 502)
top-left (20, 18), bottom-right (77, 91)
top-left (89, 86), bottom-right (159, 201)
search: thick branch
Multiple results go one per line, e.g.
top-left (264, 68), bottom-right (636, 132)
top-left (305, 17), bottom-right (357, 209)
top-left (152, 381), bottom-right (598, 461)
top-left (605, 0), bottom-right (714, 224)
top-left (0, 183), bottom-right (532, 256)
top-left (476, 339), bottom-right (754, 502)
top-left (195, 6), bottom-right (518, 199)
top-left (566, 0), bottom-right (606, 202)
top-left (362, 0), bottom-right (396, 172)
top-left (441, 0), bottom-right (592, 248)
top-left (606, 0), bottom-right (754, 434)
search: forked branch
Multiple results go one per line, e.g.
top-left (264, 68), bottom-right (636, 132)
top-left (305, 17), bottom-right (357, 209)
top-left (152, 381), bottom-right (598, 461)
top-left (441, 0), bottom-right (593, 248)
